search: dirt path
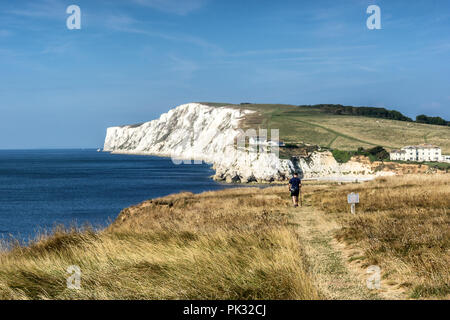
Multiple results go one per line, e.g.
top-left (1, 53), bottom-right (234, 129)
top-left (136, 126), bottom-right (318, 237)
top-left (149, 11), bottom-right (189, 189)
top-left (289, 200), bottom-right (405, 300)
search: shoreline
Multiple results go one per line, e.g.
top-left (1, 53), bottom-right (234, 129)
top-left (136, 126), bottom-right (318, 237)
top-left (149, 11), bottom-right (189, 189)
top-left (0, 149), bottom-right (241, 244)
top-left (106, 150), bottom-right (383, 184)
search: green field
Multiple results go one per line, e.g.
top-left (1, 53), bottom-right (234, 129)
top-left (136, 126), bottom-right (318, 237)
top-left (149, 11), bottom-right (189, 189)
top-left (202, 103), bottom-right (450, 153)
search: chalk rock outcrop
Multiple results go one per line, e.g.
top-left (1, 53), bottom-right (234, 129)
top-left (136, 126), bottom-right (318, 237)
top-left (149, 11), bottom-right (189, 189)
top-left (104, 103), bottom-right (391, 182)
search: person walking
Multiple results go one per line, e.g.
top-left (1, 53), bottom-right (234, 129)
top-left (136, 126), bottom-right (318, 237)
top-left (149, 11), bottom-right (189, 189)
top-left (288, 172), bottom-right (302, 207)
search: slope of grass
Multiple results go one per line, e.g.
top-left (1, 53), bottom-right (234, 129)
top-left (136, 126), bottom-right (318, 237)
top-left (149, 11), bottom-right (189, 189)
top-left (0, 188), bottom-right (319, 300)
top-left (210, 103), bottom-right (450, 153)
top-left (0, 175), bottom-right (448, 300)
top-left (309, 174), bottom-right (450, 299)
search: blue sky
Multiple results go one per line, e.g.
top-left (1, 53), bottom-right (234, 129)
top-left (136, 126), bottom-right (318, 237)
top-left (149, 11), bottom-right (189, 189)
top-left (0, 0), bottom-right (449, 148)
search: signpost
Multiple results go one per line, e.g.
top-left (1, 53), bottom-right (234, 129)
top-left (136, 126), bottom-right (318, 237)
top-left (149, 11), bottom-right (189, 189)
top-left (347, 192), bottom-right (359, 214)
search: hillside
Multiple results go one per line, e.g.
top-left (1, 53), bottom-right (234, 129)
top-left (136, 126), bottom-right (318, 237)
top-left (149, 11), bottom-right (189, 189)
top-left (104, 103), bottom-right (399, 183)
top-left (0, 175), bottom-right (448, 299)
top-left (201, 103), bottom-right (450, 153)
top-left (0, 187), bottom-right (320, 300)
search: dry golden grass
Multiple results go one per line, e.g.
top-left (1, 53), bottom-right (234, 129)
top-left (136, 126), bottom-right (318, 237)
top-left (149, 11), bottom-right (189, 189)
top-left (0, 187), bottom-right (319, 300)
top-left (309, 174), bottom-right (450, 299)
top-left (1, 175), bottom-right (448, 300)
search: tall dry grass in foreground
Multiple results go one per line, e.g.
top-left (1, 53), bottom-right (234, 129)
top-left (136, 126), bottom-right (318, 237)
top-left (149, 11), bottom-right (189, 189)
top-left (0, 188), bottom-right (319, 300)
top-left (309, 174), bottom-right (450, 299)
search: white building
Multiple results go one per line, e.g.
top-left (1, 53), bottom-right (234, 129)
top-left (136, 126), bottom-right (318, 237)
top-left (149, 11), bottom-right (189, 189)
top-left (390, 144), bottom-right (450, 162)
top-left (249, 136), bottom-right (285, 147)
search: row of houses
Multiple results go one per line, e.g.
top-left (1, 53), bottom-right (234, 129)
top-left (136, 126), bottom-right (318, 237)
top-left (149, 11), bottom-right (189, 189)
top-left (389, 144), bottom-right (450, 163)
top-left (247, 137), bottom-right (450, 164)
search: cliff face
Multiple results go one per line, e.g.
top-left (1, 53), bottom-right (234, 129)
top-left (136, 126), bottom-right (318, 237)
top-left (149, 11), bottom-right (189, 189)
top-left (104, 103), bottom-right (392, 182)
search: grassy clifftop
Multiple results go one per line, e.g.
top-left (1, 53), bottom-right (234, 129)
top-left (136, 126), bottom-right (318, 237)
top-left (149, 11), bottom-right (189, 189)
top-left (201, 103), bottom-right (450, 153)
top-left (310, 175), bottom-right (449, 298)
top-left (0, 175), bottom-right (448, 299)
top-left (0, 188), bottom-right (319, 300)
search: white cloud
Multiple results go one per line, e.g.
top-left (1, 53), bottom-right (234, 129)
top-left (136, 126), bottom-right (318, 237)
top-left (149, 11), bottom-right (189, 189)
top-left (429, 102), bottom-right (442, 109)
top-left (168, 54), bottom-right (199, 78)
top-left (357, 65), bottom-right (379, 73)
top-left (103, 14), bottom-right (139, 29)
top-left (132, 0), bottom-right (209, 15)
top-left (109, 23), bottom-right (223, 54)
top-left (40, 42), bottom-right (72, 55)
top-left (228, 45), bottom-right (375, 57)
top-left (5, 0), bottom-right (65, 19)
top-left (0, 30), bottom-right (12, 37)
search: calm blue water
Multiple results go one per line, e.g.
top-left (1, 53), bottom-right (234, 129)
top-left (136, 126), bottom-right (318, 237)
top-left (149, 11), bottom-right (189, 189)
top-left (0, 149), bottom-right (235, 242)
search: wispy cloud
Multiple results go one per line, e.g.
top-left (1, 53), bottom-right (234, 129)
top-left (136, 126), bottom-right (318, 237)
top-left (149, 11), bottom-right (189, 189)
top-left (105, 15), bottom-right (223, 54)
top-left (4, 0), bottom-right (65, 19)
top-left (40, 42), bottom-right (72, 55)
top-left (132, 0), bottom-right (209, 15)
top-left (426, 102), bottom-right (442, 108)
top-left (167, 54), bottom-right (199, 78)
top-left (227, 45), bottom-right (375, 57)
top-left (357, 65), bottom-right (380, 73)
top-left (0, 30), bottom-right (12, 37)
top-left (427, 42), bottom-right (450, 54)
top-left (103, 14), bottom-right (139, 29)
top-left (0, 48), bottom-right (19, 57)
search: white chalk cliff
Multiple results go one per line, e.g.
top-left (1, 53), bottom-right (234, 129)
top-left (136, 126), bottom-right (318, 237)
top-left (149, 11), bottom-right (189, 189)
top-left (104, 103), bottom-right (391, 183)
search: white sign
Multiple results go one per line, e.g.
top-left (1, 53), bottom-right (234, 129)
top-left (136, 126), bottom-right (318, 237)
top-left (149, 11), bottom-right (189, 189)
top-left (347, 192), bottom-right (359, 204)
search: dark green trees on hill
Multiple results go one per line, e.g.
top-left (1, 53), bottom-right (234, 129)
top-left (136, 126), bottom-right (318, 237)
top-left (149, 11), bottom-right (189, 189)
top-left (306, 104), bottom-right (413, 121)
top-left (416, 114), bottom-right (449, 126)
top-left (302, 104), bottom-right (449, 126)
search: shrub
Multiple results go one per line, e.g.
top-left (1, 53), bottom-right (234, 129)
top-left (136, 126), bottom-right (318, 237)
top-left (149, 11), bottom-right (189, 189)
top-left (332, 150), bottom-right (354, 163)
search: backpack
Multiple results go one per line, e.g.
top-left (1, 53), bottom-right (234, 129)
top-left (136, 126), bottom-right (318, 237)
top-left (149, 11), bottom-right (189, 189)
top-left (290, 178), bottom-right (300, 192)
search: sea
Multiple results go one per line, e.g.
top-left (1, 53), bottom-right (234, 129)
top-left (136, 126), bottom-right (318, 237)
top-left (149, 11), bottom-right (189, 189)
top-left (0, 149), bottom-right (238, 243)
